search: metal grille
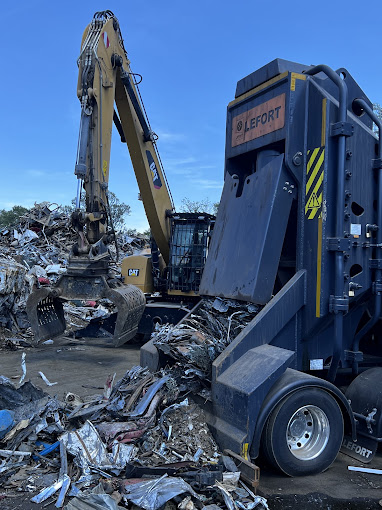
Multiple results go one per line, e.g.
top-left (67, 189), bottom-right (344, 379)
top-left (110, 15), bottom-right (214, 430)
top-left (168, 214), bottom-right (214, 292)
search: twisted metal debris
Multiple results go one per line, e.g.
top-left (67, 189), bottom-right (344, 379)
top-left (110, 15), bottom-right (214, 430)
top-left (0, 365), bottom-right (267, 509)
top-left (0, 202), bottom-right (148, 343)
top-left (153, 298), bottom-right (261, 380)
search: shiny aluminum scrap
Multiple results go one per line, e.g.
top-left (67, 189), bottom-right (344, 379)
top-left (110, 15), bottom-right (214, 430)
top-left (0, 365), bottom-right (267, 509)
top-left (152, 298), bottom-right (260, 378)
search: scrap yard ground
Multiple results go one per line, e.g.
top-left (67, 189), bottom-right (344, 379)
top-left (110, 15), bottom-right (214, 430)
top-left (0, 336), bottom-right (381, 510)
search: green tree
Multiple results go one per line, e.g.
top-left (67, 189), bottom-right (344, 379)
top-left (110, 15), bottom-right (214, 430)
top-left (107, 192), bottom-right (131, 231)
top-left (0, 205), bottom-right (29, 229)
top-left (125, 228), bottom-right (151, 238)
top-left (126, 228), bottom-right (138, 237)
top-left (180, 197), bottom-right (216, 214)
top-left (62, 191), bottom-right (131, 231)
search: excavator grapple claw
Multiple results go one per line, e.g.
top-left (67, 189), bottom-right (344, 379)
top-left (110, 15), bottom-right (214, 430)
top-left (104, 283), bottom-right (147, 347)
top-left (26, 288), bottom-right (66, 344)
top-left (27, 269), bottom-right (146, 346)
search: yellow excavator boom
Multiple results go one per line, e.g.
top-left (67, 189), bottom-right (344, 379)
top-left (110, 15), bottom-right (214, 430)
top-left (27, 11), bottom-right (214, 347)
top-left (75, 11), bottom-right (173, 262)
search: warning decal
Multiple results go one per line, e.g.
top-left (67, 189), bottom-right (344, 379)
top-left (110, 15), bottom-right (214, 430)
top-left (102, 160), bottom-right (107, 178)
top-left (306, 192), bottom-right (320, 210)
top-left (305, 147), bottom-right (325, 220)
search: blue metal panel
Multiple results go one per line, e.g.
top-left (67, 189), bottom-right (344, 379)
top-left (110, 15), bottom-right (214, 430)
top-left (212, 270), bottom-right (306, 378)
top-left (200, 155), bottom-right (295, 303)
top-left (198, 59), bottom-right (381, 454)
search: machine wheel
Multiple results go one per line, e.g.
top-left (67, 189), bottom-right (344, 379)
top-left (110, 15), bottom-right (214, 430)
top-left (261, 388), bottom-right (343, 476)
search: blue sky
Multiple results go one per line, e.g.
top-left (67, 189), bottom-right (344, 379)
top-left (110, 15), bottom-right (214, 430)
top-left (1, 0), bottom-right (381, 231)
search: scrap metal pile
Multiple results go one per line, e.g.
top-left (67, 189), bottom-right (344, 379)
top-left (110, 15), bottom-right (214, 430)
top-left (0, 366), bottom-right (268, 509)
top-left (0, 206), bottom-right (268, 508)
top-left (152, 298), bottom-right (260, 385)
top-left (0, 203), bottom-right (148, 344)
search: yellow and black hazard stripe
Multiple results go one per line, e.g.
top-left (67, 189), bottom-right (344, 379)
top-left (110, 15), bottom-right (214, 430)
top-left (305, 147), bottom-right (325, 220)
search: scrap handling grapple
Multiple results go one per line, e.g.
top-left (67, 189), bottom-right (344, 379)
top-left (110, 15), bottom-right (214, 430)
top-left (26, 257), bottom-right (145, 347)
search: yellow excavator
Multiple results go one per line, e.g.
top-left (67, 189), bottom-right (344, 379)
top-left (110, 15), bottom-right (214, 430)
top-left (27, 10), bottom-right (214, 346)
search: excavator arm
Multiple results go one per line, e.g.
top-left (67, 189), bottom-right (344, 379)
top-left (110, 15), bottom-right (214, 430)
top-left (75, 11), bottom-right (173, 262)
top-left (27, 10), bottom-right (213, 346)
top-left (27, 11), bottom-right (182, 346)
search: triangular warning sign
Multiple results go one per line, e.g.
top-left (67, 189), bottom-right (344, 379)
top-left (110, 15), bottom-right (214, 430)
top-left (307, 192), bottom-right (320, 210)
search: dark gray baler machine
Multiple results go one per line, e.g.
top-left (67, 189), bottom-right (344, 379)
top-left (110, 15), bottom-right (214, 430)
top-left (141, 60), bottom-right (382, 476)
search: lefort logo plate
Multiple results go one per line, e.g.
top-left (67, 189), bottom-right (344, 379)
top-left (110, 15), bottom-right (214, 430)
top-left (232, 93), bottom-right (285, 147)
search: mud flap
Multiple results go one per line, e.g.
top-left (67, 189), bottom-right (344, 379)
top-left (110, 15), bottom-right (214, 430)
top-left (343, 367), bottom-right (382, 463)
top-left (341, 435), bottom-right (377, 463)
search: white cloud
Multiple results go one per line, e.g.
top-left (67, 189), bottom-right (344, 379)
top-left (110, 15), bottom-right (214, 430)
top-left (23, 169), bottom-right (72, 181)
top-left (163, 157), bottom-right (219, 179)
top-left (196, 164), bottom-right (218, 170)
top-left (165, 156), bottom-right (197, 167)
top-left (192, 179), bottom-right (222, 190)
top-left (26, 169), bottom-right (47, 178)
top-left (0, 199), bottom-right (36, 209)
top-left (166, 167), bottom-right (194, 177)
top-left (155, 131), bottom-right (186, 143)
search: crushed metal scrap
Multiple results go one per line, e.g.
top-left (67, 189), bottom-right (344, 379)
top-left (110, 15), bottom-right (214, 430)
top-left (0, 366), bottom-right (267, 509)
top-left (0, 202), bottom-right (148, 344)
top-left (152, 298), bottom-right (261, 381)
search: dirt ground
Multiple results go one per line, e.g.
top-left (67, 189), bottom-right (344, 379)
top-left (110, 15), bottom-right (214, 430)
top-left (258, 453), bottom-right (382, 509)
top-left (0, 335), bottom-right (141, 400)
top-left (0, 336), bottom-right (381, 509)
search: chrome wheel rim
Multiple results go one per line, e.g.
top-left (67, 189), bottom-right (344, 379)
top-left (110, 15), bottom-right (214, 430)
top-left (286, 405), bottom-right (330, 460)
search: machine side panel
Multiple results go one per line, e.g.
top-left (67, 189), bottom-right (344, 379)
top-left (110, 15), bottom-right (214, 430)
top-left (212, 270), bottom-right (306, 378)
top-left (301, 79), bottom-right (377, 347)
top-left (200, 156), bottom-right (294, 303)
top-left (301, 82), bottom-right (330, 331)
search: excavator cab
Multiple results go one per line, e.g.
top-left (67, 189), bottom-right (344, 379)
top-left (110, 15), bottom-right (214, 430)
top-left (122, 213), bottom-right (215, 295)
top-left (167, 213), bottom-right (215, 293)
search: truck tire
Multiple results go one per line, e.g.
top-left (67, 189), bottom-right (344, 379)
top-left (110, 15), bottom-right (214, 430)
top-left (261, 388), bottom-right (343, 476)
